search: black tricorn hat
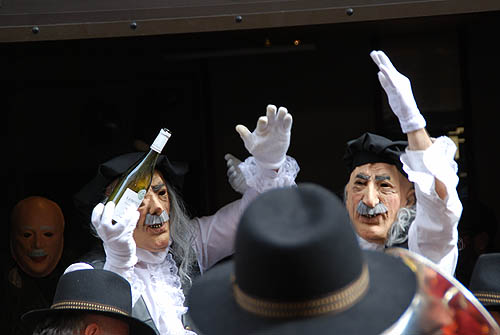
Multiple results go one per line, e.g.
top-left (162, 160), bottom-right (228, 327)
top-left (22, 269), bottom-right (156, 335)
top-left (74, 152), bottom-right (188, 218)
top-left (186, 183), bottom-right (417, 334)
top-left (469, 253), bottom-right (500, 311)
top-left (344, 132), bottom-right (408, 178)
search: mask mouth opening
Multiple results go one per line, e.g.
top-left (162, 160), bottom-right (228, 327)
top-left (145, 210), bottom-right (169, 227)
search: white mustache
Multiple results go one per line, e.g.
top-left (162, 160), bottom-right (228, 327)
top-left (356, 201), bottom-right (388, 216)
top-left (29, 249), bottom-right (47, 257)
top-left (145, 210), bottom-right (169, 226)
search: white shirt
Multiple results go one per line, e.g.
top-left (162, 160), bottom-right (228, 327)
top-left (65, 156), bottom-right (300, 335)
top-left (358, 136), bottom-right (462, 276)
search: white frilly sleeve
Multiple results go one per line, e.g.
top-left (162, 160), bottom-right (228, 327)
top-left (193, 155), bottom-right (300, 272)
top-left (239, 155), bottom-right (299, 193)
top-left (401, 136), bottom-right (462, 276)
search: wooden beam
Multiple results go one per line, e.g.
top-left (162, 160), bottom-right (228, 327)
top-left (1, 0), bottom-right (499, 42)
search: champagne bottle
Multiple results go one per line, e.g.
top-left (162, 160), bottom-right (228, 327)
top-left (107, 128), bottom-right (171, 224)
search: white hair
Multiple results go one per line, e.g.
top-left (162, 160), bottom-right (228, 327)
top-left (385, 205), bottom-right (416, 247)
top-left (166, 184), bottom-right (197, 286)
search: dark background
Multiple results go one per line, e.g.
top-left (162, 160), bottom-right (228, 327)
top-left (3, 10), bottom-right (500, 287)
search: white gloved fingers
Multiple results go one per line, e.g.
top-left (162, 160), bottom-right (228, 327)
top-left (255, 116), bottom-right (269, 136)
top-left (379, 64), bottom-right (402, 90)
top-left (91, 202), bottom-right (106, 227)
top-left (370, 50), bottom-right (382, 67)
top-left (237, 103), bottom-right (292, 169)
top-left (92, 202), bottom-right (115, 239)
top-left (236, 124), bottom-right (251, 139)
top-left (276, 107), bottom-right (287, 123)
top-left (225, 153), bottom-right (242, 167)
top-left (377, 68), bottom-right (396, 92)
top-left (370, 50), bottom-right (425, 133)
top-left (122, 206), bottom-right (140, 235)
top-left (266, 104), bottom-right (278, 125)
top-left (371, 50), bottom-right (398, 75)
top-left (101, 201), bottom-right (116, 225)
top-left (377, 71), bottom-right (389, 89)
top-left (235, 124), bottom-right (254, 149)
top-left (282, 112), bottom-right (293, 133)
top-left (227, 166), bottom-right (235, 177)
top-left (224, 153), bottom-right (234, 165)
top-left (376, 51), bottom-right (398, 73)
top-left (224, 152), bottom-right (248, 194)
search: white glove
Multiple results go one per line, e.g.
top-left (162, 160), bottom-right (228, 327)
top-left (224, 153), bottom-right (248, 194)
top-left (235, 104), bottom-right (292, 170)
top-left (91, 202), bottom-right (140, 269)
top-left (370, 50), bottom-right (426, 133)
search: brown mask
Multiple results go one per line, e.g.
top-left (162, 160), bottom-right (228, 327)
top-left (10, 196), bottom-right (65, 278)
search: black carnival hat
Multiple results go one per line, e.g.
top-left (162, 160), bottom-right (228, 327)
top-left (22, 269), bottom-right (156, 335)
top-left (469, 253), bottom-right (500, 311)
top-left (344, 132), bottom-right (408, 178)
top-left (74, 152), bottom-right (188, 217)
top-left (186, 183), bottom-right (417, 334)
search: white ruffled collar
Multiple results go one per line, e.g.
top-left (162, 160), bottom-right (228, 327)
top-left (134, 247), bottom-right (196, 335)
top-left (136, 247), bottom-right (168, 264)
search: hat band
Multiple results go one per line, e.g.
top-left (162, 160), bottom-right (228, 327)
top-left (51, 300), bottom-right (129, 316)
top-left (232, 263), bottom-right (369, 318)
top-left (473, 291), bottom-right (500, 305)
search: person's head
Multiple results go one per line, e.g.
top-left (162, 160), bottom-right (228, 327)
top-left (22, 269), bottom-right (156, 335)
top-left (75, 152), bottom-right (194, 283)
top-left (10, 196), bottom-right (65, 277)
top-left (104, 168), bottom-right (194, 255)
top-left (105, 169), bottom-right (172, 253)
top-left (32, 311), bottom-right (129, 335)
top-left (187, 183), bottom-right (418, 334)
top-left (343, 132), bottom-right (415, 245)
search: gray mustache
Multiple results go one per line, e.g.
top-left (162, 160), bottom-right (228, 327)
top-left (29, 249), bottom-right (47, 257)
top-left (356, 201), bottom-right (388, 216)
top-left (145, 210), bottom-right (169, 226)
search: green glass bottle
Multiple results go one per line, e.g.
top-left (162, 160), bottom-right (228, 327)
top-left (107, 128), bottom-right (171, 224)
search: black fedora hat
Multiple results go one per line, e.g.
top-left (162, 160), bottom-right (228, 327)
top-left (186, 183), bottom-right (417, 334)
top-left (469, 253), bottom-right (500, 311)
top-left (22, 269), bottom-right (156, 335)
top-left (344, 132), bottom-right (408, 178)
top-left (74, 152), bottom-right (188, 218)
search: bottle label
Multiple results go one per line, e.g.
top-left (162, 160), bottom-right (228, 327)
top-left (112, 188), bottom-right (146, 223)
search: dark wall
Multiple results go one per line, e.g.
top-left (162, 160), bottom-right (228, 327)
top-left (3, 11), bottom-right (499, 282)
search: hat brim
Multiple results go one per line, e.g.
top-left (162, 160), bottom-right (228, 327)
top-left (21, 308), bottom-right (157, 335)
top-left (186, 250), bottom-right (417, 335)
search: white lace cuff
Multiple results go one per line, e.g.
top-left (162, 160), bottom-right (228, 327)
top-left (239, 155), bottom-right (299, 193)
top-left (401, 136), bottom-right (459, 197)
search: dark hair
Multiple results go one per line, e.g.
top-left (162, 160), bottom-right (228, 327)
top-left (32, 311), bottom-right (86, 335)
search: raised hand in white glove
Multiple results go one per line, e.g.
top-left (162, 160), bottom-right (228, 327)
top-left (370, 50), bottom-right (426, 133)
top-left (235, 105), bottom-right (292, 170)
top-left (224, 153), bottom-right (248, 194)
top-left (92, 202), bottom-right (140, 269)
